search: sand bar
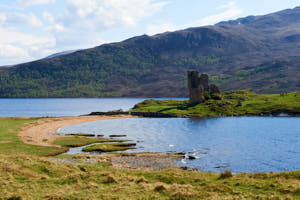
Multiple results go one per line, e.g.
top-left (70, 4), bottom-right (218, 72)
top-left (19, 115), bottom-right (134, 147)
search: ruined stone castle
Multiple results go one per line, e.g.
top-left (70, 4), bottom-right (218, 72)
top-left (187, 71), bottom-right (220, 103)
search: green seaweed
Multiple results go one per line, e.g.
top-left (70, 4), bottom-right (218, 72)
top-left (83, 143), bottom-right (136, 152)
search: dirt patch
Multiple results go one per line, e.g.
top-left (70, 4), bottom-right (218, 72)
top-left (108, 153), bottom-right (181, 171)
top-left (0, 141), bottom-right (12, 144)
top-left (51, 153), bottom-right (182, 171)
top-left (18, 115), bottom-right (134, 147)
top-left (8, 129), bottom-right (15, 133)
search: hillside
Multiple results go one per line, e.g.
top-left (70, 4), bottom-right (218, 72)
top-left (0, 7), bottom-right (300, 97)
top-left (45, 50), bottom-right (79, 59)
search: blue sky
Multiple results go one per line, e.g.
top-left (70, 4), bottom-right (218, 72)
top-left (0, 0), bottom-right (299, 65)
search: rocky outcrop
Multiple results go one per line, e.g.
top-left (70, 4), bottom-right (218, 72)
top-left (187, 71), bottom-right (220, 103)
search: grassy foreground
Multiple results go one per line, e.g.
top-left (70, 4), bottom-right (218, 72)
top-left (0, 118), bottom-right (300, 199)
top-left (131, 90), bottom-right (300, 117)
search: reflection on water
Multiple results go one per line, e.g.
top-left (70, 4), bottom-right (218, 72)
top-left (58, 117), bottom-right (300, 173)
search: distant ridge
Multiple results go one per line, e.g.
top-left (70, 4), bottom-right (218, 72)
top-left (45, 50), bottom-right (79, 59)
top-left (0, 6), bottom-right (299, 97)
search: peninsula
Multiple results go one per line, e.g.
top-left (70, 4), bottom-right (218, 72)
top-left (130, 71), bottom-right (300, 117)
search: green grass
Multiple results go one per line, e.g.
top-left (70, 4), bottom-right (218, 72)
top-left (53, 136), bottom-right (124, 147)
top-left (0, 118), bottom-right (67, 156)
top-left (131, 90), bottom-right (300, 117)
top-left (83, 143), bottom-right (136, 152)
top-left (0, 153), bottom-right (299, 199)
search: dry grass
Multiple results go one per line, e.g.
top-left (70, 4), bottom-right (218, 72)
top-left (0, 153), bottom-right (299, 200)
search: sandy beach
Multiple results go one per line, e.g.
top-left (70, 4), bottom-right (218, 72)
top-left (19, 115), bottom-right (134, 147)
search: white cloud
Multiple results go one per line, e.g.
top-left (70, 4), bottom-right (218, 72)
top-left (46, 23), bottom-right (65, 33)
top-left (1, 12), bottom-right (42, 27)
top-left (0, 27), bottom-right (55, 46)
top-left (0, 0), bottom-right (169, 65)
top-left (18, 0), bottom-right (56, 6)
top-left (0, 14), bottom-right (6, 25)
top-left (0, 44), bottom-right (30, 58)
top-left (147, 23), bottom-right (176, 35)
top-left (42, 12), bottom-right (55, 23)
top-left (196, 1), bottom-right (243, 26)
top-left (46, 0), bottom-right (168, 49)
top-left (62, 0), bottom-right (168, 29)
top-left (0, 27), bottom-right (56, 64)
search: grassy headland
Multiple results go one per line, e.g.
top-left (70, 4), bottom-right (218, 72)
top-left (131, 90), bottom-right (300, 117)
top-left (0, 117), bottom-right (299, 199)
top-left (0, 118), bottom-right (68, 156)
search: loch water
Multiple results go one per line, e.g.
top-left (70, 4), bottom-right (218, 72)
top-left (0, 98), bottom-right (184, 117)
top-left (58, 117), bottom-right (300, 173)
top-left (0, 98), bottom-right (299, 173)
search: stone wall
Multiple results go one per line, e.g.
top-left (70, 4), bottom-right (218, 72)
top-left (187, 71), bottom-right (220, 103)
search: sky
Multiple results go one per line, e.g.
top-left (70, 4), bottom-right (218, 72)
top-left (0, 0), bottom-right (299, 66)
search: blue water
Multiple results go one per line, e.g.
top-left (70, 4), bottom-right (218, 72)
top-left (58, 117), bottom-right (300, 173)
top-left (0, 98), bottom-right (186, 117)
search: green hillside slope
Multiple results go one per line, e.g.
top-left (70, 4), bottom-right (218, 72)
top-left (1, 7), bottom-right (300, 97)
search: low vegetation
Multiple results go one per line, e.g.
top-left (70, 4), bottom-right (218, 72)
top-left (131, 90), bottom-right (300, 117)
top-left (67, 133), bottom-right (96, 137)
top-left (0, 118), bottom-right (299, 199)
top-left (109, 134), bottom-right (127, 137)
top-left (53, 136), bottom-right (124, 147)
top-left (83, 143), bottom-right (136, 152)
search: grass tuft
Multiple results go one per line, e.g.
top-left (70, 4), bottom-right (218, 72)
top-left (219, 170), bottom-right (233, 179)
top-left (136, 176), bottom-right (148, 184)
top-left (7, 196), bottom-right (22, 200)
top-left (103, 174), bottom-right (118, 184)
top-left (154, 183), bottom-right (168, 192)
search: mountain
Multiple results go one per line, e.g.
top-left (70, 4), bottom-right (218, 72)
top-left (0, 7), bottom-right (300, 97)
top-left (45, 50), bottom-right (79, 59)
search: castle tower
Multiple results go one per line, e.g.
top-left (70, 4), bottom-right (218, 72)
top-left (187, 70), bottom-right (220, 103)
top-left (187, 71), bottom-right (204, 103)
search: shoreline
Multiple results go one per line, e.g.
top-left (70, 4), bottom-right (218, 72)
top-left (89, 111), bottom-right (300, 118)
top-left (17, 115), bottom-right (185, 171)
top-left (18, 115), bottom-right (134, 147)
